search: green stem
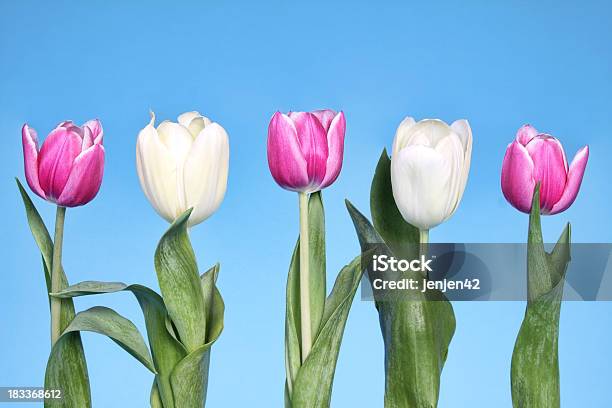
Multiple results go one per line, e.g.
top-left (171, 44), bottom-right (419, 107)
top-left (419, 229), bottom-right (429, 278)
top-left (298, 192), bottom-right (311, 363)
top-left (50, 206), bottom-right (66, 345)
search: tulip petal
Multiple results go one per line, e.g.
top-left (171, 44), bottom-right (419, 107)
top-left (81, 126), bottom-right (94, 151)
top-left (516, 124), bottom-right (538, 146)
top-left (21, 124), bottom-right (46, 199)
top-left (136, 115), bottom-right (180, 222)
top-left (288, 112), bottom-right (328, 190)
top-left (451, 119), bottom-right (471, 154)
top-left (267, 112), bottom-right (309, 191)
top-left (501, 141), bottom-right (535, 213)
top-left (391, 145), bottom-right (453, 230)
top-left (183, 123), bottom-right (230, 226)
top-left (525, 135), bottom-right (567, 212)
top-left (311, 109), bottom-right (337, 131)
top-left (84, 119), bottom-right (104, 144)
top-left (178, 111), bottom-right (212, 139)
top-left (397, 119), bottom-right (453, 152)
top-left (55, 120), bottom-right (74, 129)
top-left (451, 119), bottom-right (473, 213)
top-left (38, 126), bottom-right (83, 200)
top-left (549, 146), bottom-right (589, 215)
top-left (392, 116), bottom-right (416, 156)
top-left (320, 111), bottom-right (346, 189)
top-left (156, 121), bottom-right (193, 165)
top-left (57, 144), bottom-right (105, 207)
top-left (435, 132), bottom-right (465, 217)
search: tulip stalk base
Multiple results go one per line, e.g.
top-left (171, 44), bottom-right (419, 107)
top-left (298, 192), bottom-right (312, 363)
top-left (50, 206), bottom-right (66, 345)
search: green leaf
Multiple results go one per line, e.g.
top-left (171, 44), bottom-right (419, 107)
top-left (150, 381), bottom-right (164, 408)
top-left (511, 185), bottom-right (571, 408)
top-left (285, 243), bottom-right (302, 403)
top-left (307, 192), bottom-right (327, 342)
top-left (53, 281), bottom-right (186, 408)
top-left (16, 178), bottom-right (53, 286)
top-left (17, 179), bottom-right (77, 325)
top-left (284, 191), bottom-right (327, 402)
top-left (347, 200), bottom-right (456, 408)
top-left (170, 343), bottom-right (212, 408)
top-left (131, 285), bottom-right (185, 408)
top-left (51, 280), bottom-right (128, 296)
top-left (16, 179), bottom-right (91, 407)
top-left (200, 264), bottom-right (225, 344)
top-left (155, 209), bottom-right (207, 352)
top-left (290, 256), bottom-right (364, 408)
top-left (165, 266), bottom-right (225, 408)
top-left (370, 150), bottom-right (419, 259)
top-left (44, 332), bottom-right (91, 408)
top-left (62, 306), bottom-right (156, 373)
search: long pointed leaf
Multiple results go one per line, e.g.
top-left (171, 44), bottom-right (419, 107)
top-left (170, 269), bottom-right (225, 408)
top-left (511, 186), bottom-right (571, 408)
top-left (307, 192), bottom-right (326, 342)
top-left (347, 200), bottom-right (455, 408)
top-left (290, 256), bottom-right (364, 407)
top-left (370, 150), bottom-right (419, 259)
top-left (16, 179), bottom-right (91, 407)
top-left (200, 264), bottom-right (225, 344)
top-left (285, 242), bottom-right (302, 403)
top-left (155, 209), bottom-right (207, 352)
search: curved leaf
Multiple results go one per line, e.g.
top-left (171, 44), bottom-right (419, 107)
top-left (200, 264), bottom-right (225, 344)
top-left (155, 209), bottom-right (207, 352)
top-left (285, 243), bottom-right (301, 403)
top-left (347, 200), bottom-right (455, 408)
top-left (291, 256), bottom-right (363, 408)
top-left (511, 186), bottom-right (571, 408)
top-left (63, 306), bottom-right (156, 373)
top-left (17, 179), bottom-right (91, 407)
top-left (170, 343), bottom-right (212, 408)
top-left (53, 281), bottom-right (185, 408)
top-left (370, 150), bottom-right (419, 259)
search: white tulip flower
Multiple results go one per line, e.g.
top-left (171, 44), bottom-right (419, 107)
top-left (136, 111), bottom-right (229, 227)
top-left (391, 117), bottom-right (472, 233)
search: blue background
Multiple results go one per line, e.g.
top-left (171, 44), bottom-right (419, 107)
top-left (1, 0), bottom-right (611, 406)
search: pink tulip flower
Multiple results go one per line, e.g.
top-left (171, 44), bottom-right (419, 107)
top-left (22, 120), bottom-right (105, 207)
top-left (501, 124), bottom-right (588, 214)
top-left (267, 110), bottom-right (346, 193)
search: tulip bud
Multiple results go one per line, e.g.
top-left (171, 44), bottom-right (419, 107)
top-left (391, 117), bottom-right (472, 230)
top-left (22, 120), bottom-right (105, 207)
top-left (136, 111), bottom-right (229, 227)
top-left (501, 124), bottom-right (589, 215)
top-left (267, 110), bottom-right (346, 193)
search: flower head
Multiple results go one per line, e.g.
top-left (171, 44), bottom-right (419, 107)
top-left (22, 120), bottom-right (105, 207)
top-left (391, 117), bottom-right (472, 230)
top-left (501, 124), bottom-right (589, 214)
top-left (136, 111), bottom-right (229, 227)
top-left (267, 109), bottom-right (346, 193)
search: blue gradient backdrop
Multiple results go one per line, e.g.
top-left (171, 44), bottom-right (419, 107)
top-left (1, 1), bottom-right (611, 406)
